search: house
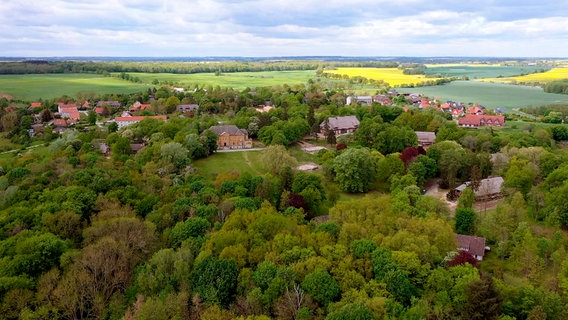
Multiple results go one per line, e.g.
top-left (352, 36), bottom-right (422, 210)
top-left (320, 115), bottom-right (360, 135)
top-left (467, 106), bottom-right (484, 115)
top-left (454, 176), bottom-right (504, 201)
top-left (208, 125), bottom-right (252, 149)
top-left (415, 131), bottom-right (436, 147)
top-left (96, 100), bottom-right (121, 108)
top-left (29, 102), bottom-right (42, 110)
top-left (457, 234), bottom-right (489, 261)
top-left (130, 143), bottom-right (146, 154)
top-left (57, 103), bottom-right (81, 121)
top-left (99, 143), bottom-right (110, 156)
top-left (346, 96), bottom-right (373, 106)
top-left (458, 114), bottom-right (505, 128)
top-left (373, 95), bottom-right (392, 105)
top-left (176, 104), bottom-right (199, 113)
top-left (130, 101), bottom-right (152, 112)
top-left (114, 115), bottom-right (167, 129)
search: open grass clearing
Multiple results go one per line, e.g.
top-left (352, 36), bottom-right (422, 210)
top-left (397, 80), bottom-right (568, 110)
top-left (192, 150), bottom-right (267, 182)
top-left (0, 74), bottom-right (149, 101)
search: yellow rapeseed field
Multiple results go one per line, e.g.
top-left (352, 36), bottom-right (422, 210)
top-left (324, 67), bottom-right (442, 86)
top-left (481, 67), bottom-right (568, 84)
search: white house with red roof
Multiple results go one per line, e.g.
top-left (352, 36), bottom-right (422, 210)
top-left (458, 114), bottom-right (505, 128)
top-left (114, 115), bottom-right (167, 129)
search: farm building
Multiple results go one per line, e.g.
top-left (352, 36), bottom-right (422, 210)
top-left (415, 131), bottom-right (436, 147)
top-left (454, 176), bottom-right (504, 201)
top-left (346, 96), bottom-right (373, 106)
top-left (176, 104), bottom-right (199, 113)
top-left (114, 115), bottom-right (168, 129)
top-left (320, 116), bottom-right (360, 136)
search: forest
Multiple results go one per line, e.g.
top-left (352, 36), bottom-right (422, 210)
top-left (1, 77), bottom-right (568, 320)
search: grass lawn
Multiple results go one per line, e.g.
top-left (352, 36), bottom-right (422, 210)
top-left (0, 74), bottom-right (149, 101)
top-left (192, 150), bottom-right (267, 182)
top-left (116, 70), bottom-right (317, 89)
top-left (397, 80), bottom-right (568, 110)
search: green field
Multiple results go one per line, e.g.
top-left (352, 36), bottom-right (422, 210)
top-left (397, 80), bottom-right (568, 110)
top-left (424, 65), bottom-right (548, 79)
top-left (0, 74), bottom-right (149, 101)
top-left (192, 150), bottom-right (267, 182)
top-left (119, 70), bottom-right (317, 89)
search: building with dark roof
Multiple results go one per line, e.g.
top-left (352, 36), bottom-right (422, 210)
top-left (457, 234), bottom-right (489, 261)
top-left (208, 125), bottom-right (252, 149)
top-left (320, 115), bottom-right (360, 136)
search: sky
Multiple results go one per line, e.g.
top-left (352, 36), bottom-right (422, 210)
top-left (1, 0), bottom-right (568, 57)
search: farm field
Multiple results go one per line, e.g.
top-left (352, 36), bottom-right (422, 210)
top-left (323, 67), bottom-right (443, 86)
top-left (117, 70), bottom-right (316, 89)
top-left (0, 74), bottom-right (149, 101)
top-left (424, 64), bottom-right (547, 79)
top-left (397, 80), bottom-right (568, 110)
top-left (481, 67), bottom-right (568, 84)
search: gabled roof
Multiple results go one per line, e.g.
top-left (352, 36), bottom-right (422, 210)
top-left (458, 114), bottom-right (505, 126)
top-left (415, 131), bottom-right (436, 143)
top-left (455, 176), bottom-right (504, 197)
top-left (208, 125), bottom-right (248, 136)
top-left (29, 102), bottom-right (42, 109)
top-left (115, 115), bottom-right (167, 122)
top-left (457, 234), bottom-right (486, 258)
top-left (321, 115), bottom-right (360, 130)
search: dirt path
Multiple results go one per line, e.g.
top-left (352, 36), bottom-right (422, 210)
top-left (243, 151), bottom-right (262, 176)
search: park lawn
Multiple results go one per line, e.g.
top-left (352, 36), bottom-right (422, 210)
top-left (481, 67), bottom-right (568, 84)
top-left (0, 74), bottom-right (149, 101)
top-left (115, 70), bottom-right (316, 89)
top-left (397, 80), bottom-right (568, 110)
top-left (192, 150), bottom-right (267, 182)
top-left (324, 67), bottom-right (443, 86)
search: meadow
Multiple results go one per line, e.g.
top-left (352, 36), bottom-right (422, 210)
top-left (192, 150), bottom-right (267, 182)
top-left (323, 67), bottom-right (443, 86)
top-left (424, 64), bottom-right (547, 79)
top-left (0, 74), bottom-right (149, 101)
top-left (118, 70), bottom-right (316, 89)
top-left (481, 67), bottom-right (568, 84)
top-left (397, 80), bottom-right (568, 110)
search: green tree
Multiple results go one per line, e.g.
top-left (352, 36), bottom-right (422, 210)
top-left (458, 187), bottom-right (476, 209)
top-left (461, 274), bottom-right (502, 320)
top-left (302, 269), bottom-right (340, 307)
top-left (333, 147), bottom-right (376, 192)
top-left (326, 302), bottom-right (375, 320)
top-left (192, 256), bottom-right (239, 308)
top-left (160, 142), bottom-right (189, 169)
top-left (455, 207), bottom-right (476, 235)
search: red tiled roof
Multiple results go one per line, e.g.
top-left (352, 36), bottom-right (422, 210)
top-left (30, 102), bottom-right (42, 108)
top-left (458, 114), bottom-right (505, 126)
top-left (95, 107), bottom-right (104, 114)
top-left (115, 115), bottom-right (167, 122)
top-left (53, 119), bottom-right (68, 127)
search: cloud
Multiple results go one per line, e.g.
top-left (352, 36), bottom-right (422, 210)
top-left (0, 0), bottom-right (566, 57)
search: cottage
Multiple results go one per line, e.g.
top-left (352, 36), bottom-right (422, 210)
top-left (130, 101), bottom-right (152, 112)
top-left (372, 94), bottom-right (392, 105)
top-left (458, 114), bottom-right (505, 128)
top-left (29, 102), bottom-right (42, 110)
top-left (208, 125), bottom-right (252, 149)
top-left (457, 234), bottom-right (489, 261)
top-left (415, 131), bottom-right (436, 147)
top-left (114, 115), bottom-right (167, 129)
top-left (57, 103), bottom-right (81, 121)
top-left (320, 115), bottom-right (360, 136)
top-left (454, 176), bottom-right (504, 201)
top-left (176, 104), bottom-right (199, 113)
top-left (346, 96), bottom-right (373, 106)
